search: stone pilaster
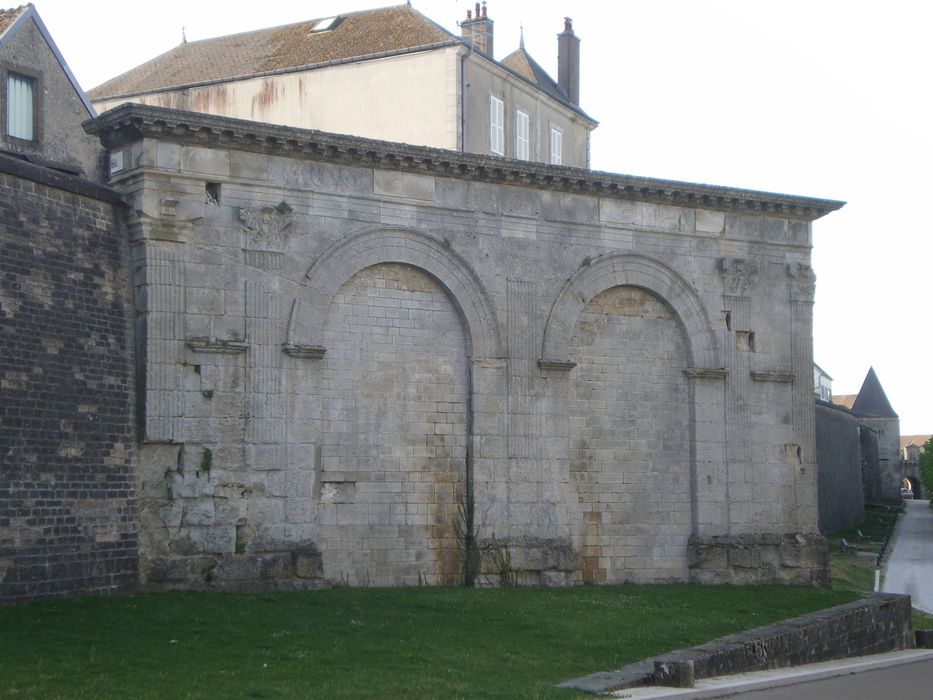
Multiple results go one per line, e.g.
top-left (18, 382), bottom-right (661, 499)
top-left (717, 258), bottom-right (759, 533)
top-left (788, 263), bottom-right (819, 532)
top-left (143, 245), bottom-right (184, 442)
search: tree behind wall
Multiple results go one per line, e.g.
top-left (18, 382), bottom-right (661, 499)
top-left (919, 437), bottom-right (933, 500)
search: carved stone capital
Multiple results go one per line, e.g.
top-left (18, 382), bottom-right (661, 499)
top-left (717, 257), bottom-right (760, 296)
top-left (786, 263), bottom-right (816, 301)
top-left (240, 201), bottom-right (297, 253)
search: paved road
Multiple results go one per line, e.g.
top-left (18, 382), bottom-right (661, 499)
top-left (700, 657), bottom-right (933, 699)
top-left (882, 499), bottom-right (933, 613)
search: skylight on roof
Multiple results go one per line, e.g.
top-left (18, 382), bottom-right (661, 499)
top-left (311, 16), bottom-right (339, 32)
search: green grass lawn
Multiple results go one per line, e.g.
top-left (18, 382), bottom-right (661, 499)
top-left (0, 584), bottom-right (855, 699)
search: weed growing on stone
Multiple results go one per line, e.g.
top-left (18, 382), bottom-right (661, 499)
top-left (453, 445), bottom-right (478, 586)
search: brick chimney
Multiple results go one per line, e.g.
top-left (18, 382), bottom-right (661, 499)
top-left (557, 17), bottom-right (580, 105)
top-left (460, 1), bottom-right (494, 57)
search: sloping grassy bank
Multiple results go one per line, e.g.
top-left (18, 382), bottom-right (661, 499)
top-left (0, 584), bottom-right (855, 699)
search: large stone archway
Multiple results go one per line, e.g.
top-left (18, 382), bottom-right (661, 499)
top-left (315, 263), bottom-right (469, 585)
top-left (566, 285), bottom-right (693, 583)
top-left (286, 228), bottom-right (501, 585)
top-left (541, 253), bottom-right (719, 370)
top-left (288, 227), bottom-right (501, 360)
top-left (541, 253), bottom-right (723, 583)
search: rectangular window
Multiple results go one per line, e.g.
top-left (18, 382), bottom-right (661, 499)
top-left (515, 110), bottom-right (529, 161)
top-left (549, 127), bottom-right (562, 165)
top-left (7, 72), bottom-right (34, 141)
top-left (490, 95), bottom-right (504, 156)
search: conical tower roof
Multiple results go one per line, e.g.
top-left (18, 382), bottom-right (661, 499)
top-left (851, 367), bottom-right (898, 418)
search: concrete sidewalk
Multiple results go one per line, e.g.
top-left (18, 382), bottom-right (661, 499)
top-left (609, 649), bottom-right (933, 699)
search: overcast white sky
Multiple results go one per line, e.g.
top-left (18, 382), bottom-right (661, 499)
top-left (30, 0), bottom-right (933, 434)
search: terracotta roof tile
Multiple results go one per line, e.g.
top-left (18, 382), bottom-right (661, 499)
top-left (89, 5), bottom-right (456, 99)
top-left (901, 435), bottom-right (931, 450)
top-left (832, 394), bottom-right (857, 410)
top-left (0, 5), bottom-right (27, 36)
top-left (501, 47), bottom-right (566, 101)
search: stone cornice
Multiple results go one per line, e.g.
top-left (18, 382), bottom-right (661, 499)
top-left (282, 343), bottom-right (327, 359)
top-left (683, 368), bottom-right (729, 380)
top-left (86, 105), bottom-right (845, 221)
top-left (0, 152), bottom-right (125, 205)
top-left (537, 359), bottom-right (577, 371)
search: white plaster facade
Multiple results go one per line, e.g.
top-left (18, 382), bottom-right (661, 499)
top-left (88, 8), bottom-right (596, 168)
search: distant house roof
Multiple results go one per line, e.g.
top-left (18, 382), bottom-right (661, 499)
top-left (832, 394), bottom-right (856, 410)
top-left (0, 3), bottom-right (95, 117)
top-left (89, 5), bottom-right (456, 100)
top-left (0, 5), bottom-right (27, 35)
top-left (88, 3), bottom-right (595, 123)
top-left (851, 367), bottom-right (898, 418)
top-left (901, 435), bottom-right (931, 450)
top-left (501, 46), bottom-right (578, 114)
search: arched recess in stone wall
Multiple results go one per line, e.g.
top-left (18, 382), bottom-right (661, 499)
top-left (540, 253), bottom-right (719, 370)
top-left (288, 227), bottom-right (502, 359)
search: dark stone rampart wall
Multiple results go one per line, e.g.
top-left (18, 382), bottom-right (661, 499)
top-left (815, 400), bottom-right (865, 534)
top-left (561, 593), bottom-right (914, 692)
top-left (860, 426), bottom-right (883, 502)
top-left (0, 158), bottom-right (136, 604)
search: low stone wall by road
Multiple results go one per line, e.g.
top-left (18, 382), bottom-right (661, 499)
top-left (559, 593), bottom-right (914, 692)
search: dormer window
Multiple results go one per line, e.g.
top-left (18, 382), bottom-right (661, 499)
top-left (5, 71), bottom-right (35, 142)
top-left (311, 16), bottom-right (339, 32)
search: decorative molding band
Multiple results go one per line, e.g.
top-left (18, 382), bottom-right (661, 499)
top-left (751, 371), bottom-right (795, 383)
top-left (537, 359), bottom-right (577, 372)
top-left (472, 357), bottom-right (508, 370)
top-left (683, 367), bottom-right (728, 380)
top-left (282, 343), bottom-right (327, 359)
top-left (87, 104), bottom-right (845, 221)
top-left (186, 337), bottom-right (249, 354)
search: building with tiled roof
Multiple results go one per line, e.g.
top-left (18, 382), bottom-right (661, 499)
top-left (88, 3), bottom-right (598, 168)
top-left (0, 3), bottom-right (102, 177)
top-left (901, 435), bottom-right (931, 464)
top-left (0, 5), bottom-right (27, 35)
top-left (831, 394), bottom-right (857, 410)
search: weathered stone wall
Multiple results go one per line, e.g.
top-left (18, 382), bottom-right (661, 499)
top-left (89, 105), bottom-right (841, 590)
top-left (815, 400), bottom-right (865, 534)
top-left (562, 593), bottom-right (914, 692)
top-left (0, 156), bottom-right (136, 604)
